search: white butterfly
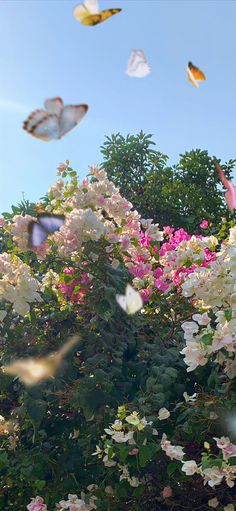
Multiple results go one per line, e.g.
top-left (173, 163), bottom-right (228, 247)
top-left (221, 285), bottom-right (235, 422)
top-left (126, 50), bottom-right (151, 78)
top-left (116, 284), bottom-right (143, 315)
top-left (23, 97), bottom-right (88, 141)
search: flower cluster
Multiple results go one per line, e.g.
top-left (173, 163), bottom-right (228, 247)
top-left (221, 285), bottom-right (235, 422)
top-left (27, 496), bottom-right (47, 511)
top-left (27, 493), bottom-right (97, 511)
top-left (0, 253), bottom-right (42, 316)
top-left (57, 492), bottom-right (97, 511)
top-left (161, 433), bottom-right (185, 461)
top-left (92, 406), bottom-right (157, 487)
top-left (59, 268), bottom-right (92, 304)
top-left (180, 227), bottom-right (236, 377)
top-left (181, 436), bottom-right (236, 488)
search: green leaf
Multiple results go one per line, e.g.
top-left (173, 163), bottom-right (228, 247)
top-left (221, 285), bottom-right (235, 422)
top-left (132, 484), bottom-right (144, 497)
top-left (0, 452), bottom-right (8, 470)
top-left (25, 397), bottom-right (47, 429)
top-left (167, 462), bottom-right (178, 476)
top-left (138, 443), bottom-right (159, 467)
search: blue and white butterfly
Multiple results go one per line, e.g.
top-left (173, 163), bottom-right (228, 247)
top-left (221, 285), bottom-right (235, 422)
top-left (23, 97), bottom-right (88, 141)
top-left (28, 213), bottom-right (65, 248)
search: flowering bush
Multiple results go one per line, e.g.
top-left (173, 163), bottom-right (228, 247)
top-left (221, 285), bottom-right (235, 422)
top-left (0, 161), bottom-right (235, 510)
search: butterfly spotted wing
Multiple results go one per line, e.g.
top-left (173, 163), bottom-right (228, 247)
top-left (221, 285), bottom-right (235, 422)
top-left (126, 50), bottom-right (151, 78)
top-left (59, 104), bottom-right (89, 138)
top-left (73, 0), bottom-right (121, 25)
top-left (23, 109), bottom-right (60, 141)
top-left (187, 61), bottom-right (206, 88)
top-left (28, 214), bottom-right (65, 248)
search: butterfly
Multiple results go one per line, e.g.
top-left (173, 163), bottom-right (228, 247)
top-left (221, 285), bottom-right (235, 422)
top-left (214, 160), bottom-right (236, 212)
top-left (116, 284), bottom-right (143, 315)
top-left (126, 50), bottom-right (151, 78)
top-left (187, 61), bottom-right (206, 88)
top-left (73, 0), bottom-right (121, 26)
top-left (23, 97), bottom-right (88, 141)
top-left (28, 213), bottom-right (65, 248)
top-left (3, 336), bottom-right (80, 386)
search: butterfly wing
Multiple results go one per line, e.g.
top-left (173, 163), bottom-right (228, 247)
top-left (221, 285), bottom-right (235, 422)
top-left (126, 50), bottom-right (151, 78)
top-left (126, 285), bottom-right (143, 314)
top-left (98, 8), bottom-right (121, 24)
top-left (38, 213), bottom-right (65, 233)
top-left (4, 358), bottom-right (53, 386)
top-left (116, 294), bottom-right (128, 313)
top-left (73, 3), bottom-right (121, 25)
top-left (116, 285), bottom-right (143, 315)
top-left (44, 97), bottom-right (64, 116)
top-left (187, 66), bottom-right (199, 88)
top-left (84, 0), bottom-right (99, 13)
top-left (188, 62), bottom-right (206, 87)
top-left (59, 104), bottom-right (88, 138)
top-left (28, 221), bottom-right (48, 248)
top-left (215, 161), bottom-right (236, 212)
top-left (23, 109), bottom-right (60, 141)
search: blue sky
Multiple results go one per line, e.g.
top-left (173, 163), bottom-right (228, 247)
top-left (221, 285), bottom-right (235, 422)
top-left (0, 0), bottom-right (236, 213)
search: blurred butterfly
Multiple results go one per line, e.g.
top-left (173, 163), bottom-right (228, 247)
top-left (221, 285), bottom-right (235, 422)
top-left (73, 0), bottom-right (121, 26)
top-left (3, 335), bottom-right (80, 386)
top-left (116, 284), bottom-right (143, 315)
top-left (126, 50), bottom-right (151, 78)
top-left (187, 61), bottom-right (206, 88)
top-left (28, 213), bottom-right (65, 248)
top-left (23, 97), bottom-right (88, 141)
top-left (214, 160), bottom-right (236, 212)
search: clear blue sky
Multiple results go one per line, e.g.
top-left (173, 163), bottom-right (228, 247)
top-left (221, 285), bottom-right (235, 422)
top-left (1, 0), bottom-right (236, 213)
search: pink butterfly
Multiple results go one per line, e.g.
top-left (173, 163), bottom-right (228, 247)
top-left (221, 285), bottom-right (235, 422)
top-left (215, 160), bottom-right (236, 212)
top-left (23, 97), bottom-right (88, 141)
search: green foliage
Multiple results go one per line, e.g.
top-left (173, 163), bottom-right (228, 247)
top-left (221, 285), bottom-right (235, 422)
top-left (101, 131), bottom-right (236, 231)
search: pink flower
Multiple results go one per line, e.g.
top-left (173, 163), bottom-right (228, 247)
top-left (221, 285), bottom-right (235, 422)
top-left (139, 231), bottom-right (152, 247)
top-left (140, 288), bottom-right (152, 302)
top-left (128, 448), bottom-right (139, 456)
top-left (82, 177), bottom-right (89, 188)
top-left (163, 226), bottom-right (175, 238)
top-left (200, 219), bottom-right (209, 229)
top-left (154, 278), bottom-right (170, 292)
top-left (214, 437), bottom-right (236, 461)
top-left (27, 496), bottom-right (47, 511)
top-left (162, 486), bottom-right (172, 498)
top-left (0, 218), bottom-right (4, 227)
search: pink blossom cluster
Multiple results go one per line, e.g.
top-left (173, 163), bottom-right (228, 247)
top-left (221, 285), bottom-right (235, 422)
top-left (27, 496), bottom-right (47, 511)
top-left (60, 268), bottom-right (92, 304)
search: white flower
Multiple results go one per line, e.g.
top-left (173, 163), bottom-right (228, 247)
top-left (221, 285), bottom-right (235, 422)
top-left (128, 476), bottom-right (141, 487)
top-left (102, 454), bottom-right (116, 467)
top-left (208, 497), bottom-right (219, 508)
top-left (161, 433), bottom-right (185, 461)
top-left (202, 466), bottom-right (224, 487)
top-left (224, 505), bottom-right (235, 511)
top-left (192, 313), bottom-right (211, 325)
top-left (183, 392), bottom-right (197, 403)
top-left (158, 408), bottom-right (170, 420)
top-left (182, 460), bottom-right (198, 476)
top-left (181, 321), bottom-right (199, 338)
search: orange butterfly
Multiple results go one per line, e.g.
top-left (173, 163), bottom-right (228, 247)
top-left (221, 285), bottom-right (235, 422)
top-left (187, 61), bottom-right (206, 88)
